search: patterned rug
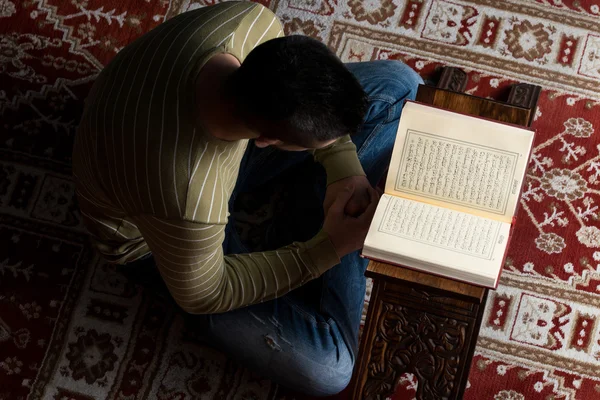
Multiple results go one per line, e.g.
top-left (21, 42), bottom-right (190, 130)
top-left (1, 0), bottom-right (600, 399)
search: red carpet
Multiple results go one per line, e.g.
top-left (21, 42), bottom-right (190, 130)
top-left (1, 1), bottom-right (600, 399)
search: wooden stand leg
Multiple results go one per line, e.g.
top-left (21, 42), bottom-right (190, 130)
top-left (436, 67), bottom-right (469, 92)
top-left (507, 83), bottom-right (542, 126)
top-left (350, 279), bottom-right (487, 400)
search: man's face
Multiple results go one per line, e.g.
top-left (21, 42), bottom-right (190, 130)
top-left (249, 118), bottom-right (338, 151)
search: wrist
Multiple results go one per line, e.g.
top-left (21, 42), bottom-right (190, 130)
top-left (323, 230), bottom-right (351, 258)
top-left (323, 229), bottom-right (340, 257)
top-left (327, 174), bottom-right (367, 187)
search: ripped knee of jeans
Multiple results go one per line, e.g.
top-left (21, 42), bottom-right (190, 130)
top-left (264, 334), bottom-right (281, 351)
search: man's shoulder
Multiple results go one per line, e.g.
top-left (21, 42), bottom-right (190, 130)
top-left (180, 1), bottom-right (262, 28)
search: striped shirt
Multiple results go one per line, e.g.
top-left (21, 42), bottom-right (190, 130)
top-left (72, 2), bottom-right (365, 313)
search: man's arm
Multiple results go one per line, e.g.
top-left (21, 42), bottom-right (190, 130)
top-left (312, 135), bottom-right (365, 185)
top-left (313, 136), bottom-right (374, 216)
top-left (132, 186), bottom-right (378, 314)
top-left (133, 214), bottom-right (339, 314)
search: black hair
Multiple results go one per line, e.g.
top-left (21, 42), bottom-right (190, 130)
top-left (226, 35), bottom-right (368, 146)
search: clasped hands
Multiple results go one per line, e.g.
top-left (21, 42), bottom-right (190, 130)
top-left (322, 175), bottom-right (381, 258)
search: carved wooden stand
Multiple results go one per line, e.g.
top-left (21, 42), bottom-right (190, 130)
top-left (349, 68), bottom-right (541, 400)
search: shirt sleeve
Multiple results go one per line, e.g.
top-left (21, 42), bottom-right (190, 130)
top-left (133, 214), bottom-right (340, 314)
top-left (312, 135), bottom-right (366, 185)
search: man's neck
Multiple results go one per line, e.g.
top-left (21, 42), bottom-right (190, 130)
top-left (195, 54), bottom-right (256, 142)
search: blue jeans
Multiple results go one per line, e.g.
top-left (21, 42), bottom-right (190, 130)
top-left (201, 61), bottom-right (423, 396)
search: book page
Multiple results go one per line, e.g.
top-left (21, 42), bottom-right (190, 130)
top-left (385, 102), bottom-right (534, 222)
top-left (378, 195), bottom-right (502, 260)
top-left (363, 194), bottom-right (511, 288)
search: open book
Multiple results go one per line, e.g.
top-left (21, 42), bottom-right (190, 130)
top-left (362, 101), bottom-right (535, 288)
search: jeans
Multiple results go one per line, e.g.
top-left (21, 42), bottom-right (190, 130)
top-left (200, 61), bottom-right (423, 396)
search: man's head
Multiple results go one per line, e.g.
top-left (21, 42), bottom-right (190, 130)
top-left (226, 35), bottom-right (368, 150)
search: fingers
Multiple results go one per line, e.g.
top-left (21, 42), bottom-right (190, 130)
top-left (330, 184), bottom-right (355, 214)
top-left (367, 186), bottom-right (380, 204)
top-left (344, 187), bottom-right (370, 217)
top-left (359, 187), bottom-right (380, 222)
top-left (344, 199), bottom-right (363, 217)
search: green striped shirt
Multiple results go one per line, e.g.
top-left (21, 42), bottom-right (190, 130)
top-left (72, 1), bottom-right (365, 313)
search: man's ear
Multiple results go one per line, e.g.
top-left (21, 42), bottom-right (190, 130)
top-left (254, 136), bottom-right (280, 148)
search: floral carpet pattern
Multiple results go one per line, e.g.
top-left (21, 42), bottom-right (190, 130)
top-left (1, 0), bottom-right (600, 399)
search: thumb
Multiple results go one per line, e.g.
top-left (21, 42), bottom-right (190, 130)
top-left (330, 185), bottom-right (355, 214)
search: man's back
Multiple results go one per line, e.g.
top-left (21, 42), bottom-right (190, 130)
top-left (73, 2), bottom-right (282, 263)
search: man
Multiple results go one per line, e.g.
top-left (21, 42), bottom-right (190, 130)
top-left (72, 1), bottom-right (422, 396)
